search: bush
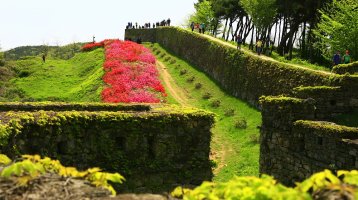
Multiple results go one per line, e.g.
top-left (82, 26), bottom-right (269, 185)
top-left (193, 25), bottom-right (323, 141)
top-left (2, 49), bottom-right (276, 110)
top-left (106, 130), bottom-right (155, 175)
top-left (202, 92), bottom-right (212, 99)
top-left (154, 50), bottom-right (161, 55)
top-left (164, 56), bottom-right (171, 62)
top-left (224, 109), bottom-right (235, 116)
top-left (18, 70), bottom-right (31, 78)
top-left (180, 69), bottom-right (187, 75)
top-left (235, 118), bottom-right (247, 129)
top-left (170, 59), bottom-right (177, 64)
top-left (171, 170), bottom-right (358, 200)
top-left (187, 76), bottom-right (195, 83)
top-left (159, 52), bottom-right (166, 58)
top-left (211, 100), bottom-right (221, 108)
top-left (195, 83), bottom-right (202, 89)
top-left (249, 134), bottom-right (259, 144)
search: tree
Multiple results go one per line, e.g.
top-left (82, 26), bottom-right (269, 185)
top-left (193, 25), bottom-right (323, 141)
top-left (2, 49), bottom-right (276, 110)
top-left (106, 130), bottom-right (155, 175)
top-left (0, 43), bottom-right (5, 66)
top-left (313, 0), bottom-right (358, 61)
top-left (189, 0), bottom-right (217, 32)
top-left (241, 0), bottom-right (277, 39)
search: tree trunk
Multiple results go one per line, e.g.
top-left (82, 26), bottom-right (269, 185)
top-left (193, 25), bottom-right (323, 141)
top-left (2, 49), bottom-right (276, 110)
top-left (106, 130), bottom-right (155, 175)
top-left (273, 20), bottom-right (278, 46)
top-left (222, 18), bottom-right (228, 39)
top-left (278, 19), bottom-right (301, 56)
top-left (301, 21), bottom-right (307, 58)
top-left (250, 26), bottom-right (255, 50)
top-left (277, 17), bottom-right (282, 47)
top-left (226, 18), bottom-right (233, 41)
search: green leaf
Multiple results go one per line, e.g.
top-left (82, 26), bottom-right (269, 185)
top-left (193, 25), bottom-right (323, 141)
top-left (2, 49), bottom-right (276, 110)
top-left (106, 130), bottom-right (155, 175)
top-left (0, 154), bottom-right (11, 165)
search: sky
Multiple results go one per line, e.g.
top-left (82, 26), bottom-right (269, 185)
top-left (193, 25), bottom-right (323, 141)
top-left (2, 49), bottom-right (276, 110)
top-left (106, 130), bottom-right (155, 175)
top-left (0, 0), bottom-right (196, 50)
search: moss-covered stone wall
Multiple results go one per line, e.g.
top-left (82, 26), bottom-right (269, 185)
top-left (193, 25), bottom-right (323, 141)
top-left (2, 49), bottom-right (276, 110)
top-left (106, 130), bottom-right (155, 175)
top-left (126, 27), bottom-right (358, 187)
top-left (332, 61), bottom-right (358, 75)
top-left (260, 96), bottom-right (358, 186)
top-left (0, 103), bottom-right (215, 193)
top-left (126, 27), bottom-right (337, 106)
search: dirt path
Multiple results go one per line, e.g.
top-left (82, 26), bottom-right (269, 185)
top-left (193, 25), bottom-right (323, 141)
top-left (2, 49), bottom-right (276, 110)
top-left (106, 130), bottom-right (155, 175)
top-left (156, 61), bottom-right (190, 106)
top-left (199, 34), bottom-right (333, 76)
top-left (157, 60), bottom-right (230, 176)
top-left (211, 136), bottom-right (234, 175)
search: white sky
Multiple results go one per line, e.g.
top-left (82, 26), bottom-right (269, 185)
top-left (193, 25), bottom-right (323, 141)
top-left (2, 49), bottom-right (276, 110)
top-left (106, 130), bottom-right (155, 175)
top-left (0, 0), bottom-right (196, 50)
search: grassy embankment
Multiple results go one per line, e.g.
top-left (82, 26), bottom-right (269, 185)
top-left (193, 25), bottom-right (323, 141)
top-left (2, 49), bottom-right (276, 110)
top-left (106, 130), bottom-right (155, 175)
top-left (146, 43), bottom-right (262, 182)
top-left (1, 48), bottom-right (104, 102)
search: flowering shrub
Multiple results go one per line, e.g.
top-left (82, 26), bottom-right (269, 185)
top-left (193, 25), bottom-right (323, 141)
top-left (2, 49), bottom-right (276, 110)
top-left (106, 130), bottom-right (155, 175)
top-left (81, 41), bottom-right (105, 51)
top-left (100, 40), bottom-right (166, 103)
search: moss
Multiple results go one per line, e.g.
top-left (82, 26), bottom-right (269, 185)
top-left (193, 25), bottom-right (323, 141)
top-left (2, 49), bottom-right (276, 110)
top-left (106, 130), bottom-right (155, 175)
top-left (259, 96), bottom-right (304, 105)
top-left (293, 86), bottom-right (341, 93)
top-left (294, 120), bottom-right (358, 136)
top-left (332, 61), bottom-right (358, 75)
top-left (0, 104), bottom-right (214, 193)
top-left (0, 102), bottom-right (151, 112)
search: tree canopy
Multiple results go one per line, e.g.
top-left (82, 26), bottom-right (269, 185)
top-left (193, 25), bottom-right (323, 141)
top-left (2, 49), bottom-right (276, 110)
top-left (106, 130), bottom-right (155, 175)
top-left (313, 0), bottom-right (358, 61)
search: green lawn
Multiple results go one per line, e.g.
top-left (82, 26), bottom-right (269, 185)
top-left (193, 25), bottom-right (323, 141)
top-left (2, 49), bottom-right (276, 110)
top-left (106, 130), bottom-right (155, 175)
top-left (146, 43), bottom-right (262, 182)
top-left (9, 48), bottom-right (104, 102)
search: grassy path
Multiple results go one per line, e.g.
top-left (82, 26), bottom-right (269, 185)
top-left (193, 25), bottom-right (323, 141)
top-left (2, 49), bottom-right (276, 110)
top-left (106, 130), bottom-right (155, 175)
top-left (156, 61), bottom-right (189, 106)
top-left (157, 60), bottom-right (233, 175)
top-left (148, 43), bottom-right (261, 182)
top-left (198, 33), bottom-right (332, 76)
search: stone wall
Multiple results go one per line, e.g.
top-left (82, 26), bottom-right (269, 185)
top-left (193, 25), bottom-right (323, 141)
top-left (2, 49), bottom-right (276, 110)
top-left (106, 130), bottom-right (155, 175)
top-left (125, 27), bottom-right (358, 186)
top-left (0, 104), bottom-right (214, 193)
top-left (260, 96), bottom-right (358, 186)
top-left (125, 27), bottom-right (336, 107)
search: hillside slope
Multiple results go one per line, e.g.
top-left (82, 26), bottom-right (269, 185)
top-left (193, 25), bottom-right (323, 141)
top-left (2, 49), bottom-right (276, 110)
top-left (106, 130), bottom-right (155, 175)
top-left (1, 48), bottom-right (104, 102)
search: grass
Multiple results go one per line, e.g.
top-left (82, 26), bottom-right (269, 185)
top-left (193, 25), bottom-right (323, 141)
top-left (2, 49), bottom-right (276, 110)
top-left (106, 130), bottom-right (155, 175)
top-left (146, 43), bottom-right (262, 182)
top-left (8, 48), bottom-right (104, 102)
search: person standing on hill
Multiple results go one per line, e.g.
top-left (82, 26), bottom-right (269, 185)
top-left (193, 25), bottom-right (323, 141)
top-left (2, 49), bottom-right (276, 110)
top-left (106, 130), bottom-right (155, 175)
top-left (201, 23), bottom-right (205, 33)
top-left (167, 18), bottom-right (171, 26)
top-left (343, 50), bottom-right (352, 64)
top-left (333, 51), bottom-right (341, 66)
top-left (236, 34), bottom-right (242, 50)
top-left (256, 39), bottom-right (263, 55)
top-left (190, 22), bottom-right (195, 32)
top-left (42, 54), bottom-right (46, 63)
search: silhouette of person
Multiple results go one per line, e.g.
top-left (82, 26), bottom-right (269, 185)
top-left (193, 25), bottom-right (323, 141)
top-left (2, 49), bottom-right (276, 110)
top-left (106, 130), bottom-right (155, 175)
top-left (343, 50), bottom-right (352, 64)
top-left (42, 54), bottom-right (46, 63)
top-left (333, 50), bottom-right (341, 66)
top-left (167, 18), bottom-right (171, 26)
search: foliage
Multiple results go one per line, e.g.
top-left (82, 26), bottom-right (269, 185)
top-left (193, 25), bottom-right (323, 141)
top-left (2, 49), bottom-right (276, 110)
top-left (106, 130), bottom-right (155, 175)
top-left (0, 52), bottom-right (4, 66)
top-left (240, 0), bottom-right (277, 36)
top-left (81, 41), bottom-right (104, 51)
top-left (4, 43), bottom-right (85, 60)
top-left (313, 0), bottom-right (358, 61)
top-left (99, 40), bottom-right (166, 103)
top-left (189, 0), bottom-right (217, 31)
top-left (172, 175), bottom-right (310, 199)
top-left (0, 154), bottom-right (125, 196)
top-left (172, 170), bottom-right (358, 200)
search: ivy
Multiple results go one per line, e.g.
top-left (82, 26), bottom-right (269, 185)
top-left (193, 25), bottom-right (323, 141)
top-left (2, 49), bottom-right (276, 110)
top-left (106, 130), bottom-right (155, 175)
top-left (0, 154), bottom-right (125, 196)
top-left (172, 170), bottom-right (358, 199)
